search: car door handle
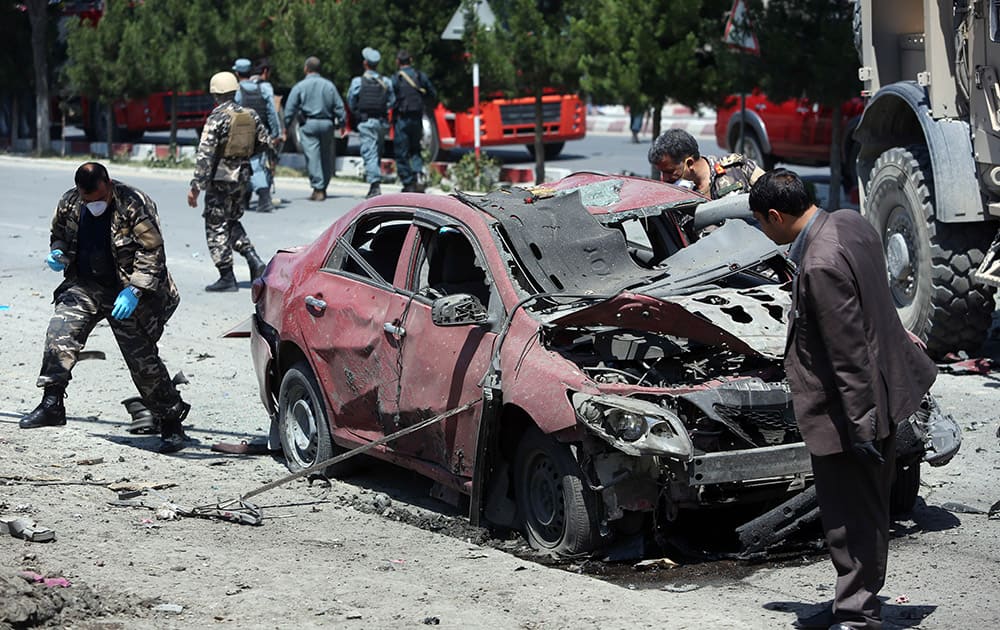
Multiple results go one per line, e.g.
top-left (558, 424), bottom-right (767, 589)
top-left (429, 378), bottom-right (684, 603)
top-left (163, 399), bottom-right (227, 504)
top-left (305, 295), bottom-right (327, 312)
top-left (383, 322), bottom-right (406, 338)
top-left (755, 103), bottom-right (766, 111)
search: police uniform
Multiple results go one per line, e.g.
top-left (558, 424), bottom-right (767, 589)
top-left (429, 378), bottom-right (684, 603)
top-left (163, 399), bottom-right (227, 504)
top-left (192, 97), bottom-right (270, 290)
top-left (704, 153), bottom-right (765, 199)
top-left (284, 67), bottom-right (346, 199)
top-left (348, 47), bottom-right (396, 197)
top-left (27, 177), bottom-right (190, 448)
top-left (392, 53), bottom-right (436, 191)
top-left (234, 58), bottom-right (282, 212)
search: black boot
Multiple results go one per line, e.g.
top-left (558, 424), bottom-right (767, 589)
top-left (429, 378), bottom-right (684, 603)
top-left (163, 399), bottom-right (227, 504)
top-left (244, 248), bottom-right (266, 281)
top-left (20, 385), bottom-right (67, 429)
top-left (158, 400), bottom-right (191, 454)
top-left (365, 183), bottom-right (381, 199)
top-left (205, 267), bottom-right (238, 292)
top-left (256, 188), bottom-right (274, 213)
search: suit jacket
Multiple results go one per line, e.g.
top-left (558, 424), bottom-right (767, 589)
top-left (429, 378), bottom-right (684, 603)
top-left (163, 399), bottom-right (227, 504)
top-left (785, 209), bottom-right (937, 456)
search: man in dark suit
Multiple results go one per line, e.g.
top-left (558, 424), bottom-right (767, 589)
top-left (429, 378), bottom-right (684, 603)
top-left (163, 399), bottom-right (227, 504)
top-left (749, 169), bottom-right (937, 630)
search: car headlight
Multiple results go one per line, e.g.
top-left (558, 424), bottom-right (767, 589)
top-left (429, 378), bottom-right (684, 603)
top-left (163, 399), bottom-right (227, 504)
top-left (605, 408), bottom-right (648, 441)
top-left (571, 392), bottom-right (694, 459)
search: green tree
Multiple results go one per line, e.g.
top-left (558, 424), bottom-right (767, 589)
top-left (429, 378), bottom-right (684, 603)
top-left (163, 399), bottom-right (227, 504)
top-left (755, 0), bottom-right (858, 207)
top-left (471, 0), bottom-right (585, 182)
top-left (574, 0), bottom-right (731, 175)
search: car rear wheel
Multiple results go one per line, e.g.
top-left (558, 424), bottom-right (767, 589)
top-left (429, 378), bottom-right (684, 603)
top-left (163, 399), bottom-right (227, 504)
top-left (890, 461), bottom-right (921, 515)
top-left (277, 361), bottom-right (333, 473)
top-left (513, 428), bottom-right (600, 556)
top-left (732, 129), bottom-right (774, 171)
top-left (525, 142), bottom-right (565, 160)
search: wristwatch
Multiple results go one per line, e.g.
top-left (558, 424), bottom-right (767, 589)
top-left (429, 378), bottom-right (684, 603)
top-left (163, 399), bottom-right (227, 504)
top-left (127, 285), bottom-right (142, 298)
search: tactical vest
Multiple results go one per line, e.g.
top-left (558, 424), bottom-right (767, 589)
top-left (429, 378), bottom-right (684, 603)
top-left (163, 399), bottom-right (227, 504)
top-left (357, 75), bottom-right (389, 117)
top-left (238, 80), bottom-right (271, 133)
top-left (396, 69), bottom-right (426, 115)
top-left (709, 154), bottom-right (754, 199)
top-left (223, 109), bottom-right (256, 158)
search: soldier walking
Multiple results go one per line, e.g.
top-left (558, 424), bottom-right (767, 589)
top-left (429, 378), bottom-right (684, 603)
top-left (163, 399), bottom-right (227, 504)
top-left (348, 47), bottom-right (395, 199)
top-left (648, 128), bottom-right (764, 198)
top-left (283, 56), bottom-right (346, 201)
top-left (188, 71), bottom-right (270, 292)
top-left (392, 49), bottom-right (435, 193)
top-left (22, 162), bottom-right (191, 453)
top-left (233, 57), bottom-right (282, 213)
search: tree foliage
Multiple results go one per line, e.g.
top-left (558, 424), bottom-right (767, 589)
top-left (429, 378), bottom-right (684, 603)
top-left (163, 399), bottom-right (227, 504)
top-left (755, 0), bottom-right (858, 206)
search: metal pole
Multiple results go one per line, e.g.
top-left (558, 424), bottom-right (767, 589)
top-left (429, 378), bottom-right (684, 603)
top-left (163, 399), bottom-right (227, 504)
top-left (473, 62), bottom-right (481, 160)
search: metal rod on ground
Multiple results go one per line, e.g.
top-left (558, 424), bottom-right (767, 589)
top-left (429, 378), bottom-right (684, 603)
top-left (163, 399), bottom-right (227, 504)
top-left (240, 398), bottom-right (482, 502)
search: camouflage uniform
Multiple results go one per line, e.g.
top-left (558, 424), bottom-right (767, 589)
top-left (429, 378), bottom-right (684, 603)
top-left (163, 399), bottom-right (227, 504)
top-left (39, 181), bottom-right (185, 418)
top-left (191, 100), bottom-right (270, 270)
top-left (704, 153), bottom-right (765, 199)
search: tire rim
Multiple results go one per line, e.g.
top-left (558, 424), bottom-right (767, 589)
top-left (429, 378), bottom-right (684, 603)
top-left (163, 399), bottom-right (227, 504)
top-left (525, 451), bottom-right (565, 546)
top-left (284, 385), bottom-right (317, 467)
top-left (884, 204), bottom-right (919, 307)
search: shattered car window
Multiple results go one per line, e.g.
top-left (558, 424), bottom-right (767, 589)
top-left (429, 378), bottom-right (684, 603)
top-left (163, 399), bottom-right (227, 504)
top-left (413, 226), bottom-right (492, 308)
top-left (336, 217), bottom-right (411, 285)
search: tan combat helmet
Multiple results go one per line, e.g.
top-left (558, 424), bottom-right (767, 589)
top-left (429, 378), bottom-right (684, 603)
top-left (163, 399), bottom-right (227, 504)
top-left (210, 71), bottom-right (239, 94)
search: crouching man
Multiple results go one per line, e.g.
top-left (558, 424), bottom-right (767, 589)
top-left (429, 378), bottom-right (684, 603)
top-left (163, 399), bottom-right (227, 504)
top-left (23, 162), bottom-right (191, 453)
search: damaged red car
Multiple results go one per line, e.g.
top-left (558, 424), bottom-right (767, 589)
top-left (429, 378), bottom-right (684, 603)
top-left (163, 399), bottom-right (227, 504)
top-left (248, 173), bottom-right (960, 556)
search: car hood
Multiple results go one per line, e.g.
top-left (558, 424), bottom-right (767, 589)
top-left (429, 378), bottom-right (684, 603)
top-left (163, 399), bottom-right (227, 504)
top-left (549, 283), bottom-right (790, 359)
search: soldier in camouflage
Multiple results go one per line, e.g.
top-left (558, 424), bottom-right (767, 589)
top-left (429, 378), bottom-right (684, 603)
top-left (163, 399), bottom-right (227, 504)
top-left (187, 71), bottom-right (271, 292)
top-left (22, 162), bottom-right (191, 453)
top-left (648, 128), bottom-right (764, 199)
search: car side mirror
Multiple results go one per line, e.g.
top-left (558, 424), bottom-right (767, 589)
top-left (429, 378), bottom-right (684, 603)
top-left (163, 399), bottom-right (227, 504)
top-left (431, 293), bottom-right (489, 326)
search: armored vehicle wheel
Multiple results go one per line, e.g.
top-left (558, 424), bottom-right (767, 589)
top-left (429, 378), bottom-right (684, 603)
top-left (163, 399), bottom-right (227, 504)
top-left (513, 428), bottom-right (600, 556)
top-left (865, 145), bottom-right (995, 358)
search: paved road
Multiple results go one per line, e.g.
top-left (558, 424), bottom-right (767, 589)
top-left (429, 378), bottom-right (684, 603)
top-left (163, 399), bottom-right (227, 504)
top-left (0, 158), bottom-right (998, 628)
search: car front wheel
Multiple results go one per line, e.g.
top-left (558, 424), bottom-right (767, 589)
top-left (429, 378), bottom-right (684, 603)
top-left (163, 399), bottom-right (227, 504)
top-left (513, 428), bottom-right (600, 556)
top-left (277, 361), bottom-right (333, 473)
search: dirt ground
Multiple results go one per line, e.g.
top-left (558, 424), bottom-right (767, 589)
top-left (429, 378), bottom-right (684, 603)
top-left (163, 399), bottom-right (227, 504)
top-left (2, 157), bottom-right (999, 629)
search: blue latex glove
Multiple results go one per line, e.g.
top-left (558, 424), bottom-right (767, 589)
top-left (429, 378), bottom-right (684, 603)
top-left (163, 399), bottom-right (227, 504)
top-left (46, 249), bottom-right (67, 272)
top-left (111, 287), bottom-right (140, 320)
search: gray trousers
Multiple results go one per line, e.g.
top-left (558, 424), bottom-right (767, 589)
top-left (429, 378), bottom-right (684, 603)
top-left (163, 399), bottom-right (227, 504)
top-left (811, 429), bottom-right (897, 630)
top-left (298, 118), bottom-right (335, 190)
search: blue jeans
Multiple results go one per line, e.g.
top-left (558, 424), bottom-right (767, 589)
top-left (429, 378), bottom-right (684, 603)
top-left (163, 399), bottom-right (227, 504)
top-left (358, 118), bottom-right (388, 183)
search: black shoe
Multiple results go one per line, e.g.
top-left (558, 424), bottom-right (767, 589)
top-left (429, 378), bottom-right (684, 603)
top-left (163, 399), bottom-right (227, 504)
top-left (256, 188), bottom-right (274, 213)
top-left (401, 183), bottom-right (417, 193)
top-left (309, 189), bottom-right (327, 201)
top-left (205, 268), bottom-right (238, 292)
top-left (157, 401), bottom-right (191, 453)
top-left (365, 183), bottom-right (381, 199)
top-left (20, 386), bottom-right (66, 429)
top-left (794, 607), bottom-right (836, 629)
top-left (244, 249), bottom-right (266, 281)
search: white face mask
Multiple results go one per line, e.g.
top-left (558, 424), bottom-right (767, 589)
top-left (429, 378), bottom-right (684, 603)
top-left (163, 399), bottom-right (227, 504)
top-left (86, 201), bottom-right (108, 216)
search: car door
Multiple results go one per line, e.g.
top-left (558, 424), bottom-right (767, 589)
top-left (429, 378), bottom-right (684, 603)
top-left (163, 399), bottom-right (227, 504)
top-left (380, 216), bottom-right (499, 480)
top-left (295, 211), bottom-right (415, 444)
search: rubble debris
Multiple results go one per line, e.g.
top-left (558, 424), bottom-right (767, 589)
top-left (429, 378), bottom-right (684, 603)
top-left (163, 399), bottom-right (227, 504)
top-left (109, 495), bottom-right (263, 526)
top-left (17, 571), bottom-right (70, 588)
top-left (633, 557), bottom-right (679, 571)
top-left (990, 501), bottom-right (1000, 519)
top-left (210, 440), bottom-right (274, 455)
top-left (1, 517), bottom-right (56, 543)
top-left (76, 457), bottom-right (104, 466)
top-left (152, 603), bottom-right (184, 614)
top-left (937, 356), bottom-right (995, 374)
top-left (941, 502), bottom-right (987, 515)
top-left (736, 486), bottom-right (821, 558)
top-left (895, 594), bottom-right (911, 604)
top-left (423, 616), bottom-right (441, 625)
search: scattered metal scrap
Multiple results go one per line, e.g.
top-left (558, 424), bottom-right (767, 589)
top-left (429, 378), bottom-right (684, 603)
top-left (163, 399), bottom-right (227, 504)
top-left (735, 486), bottom-right (822, 559)
top-left (0, 517), bottom-right (55, 543)
top-left (108, 491), bottom-right (263, 526)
